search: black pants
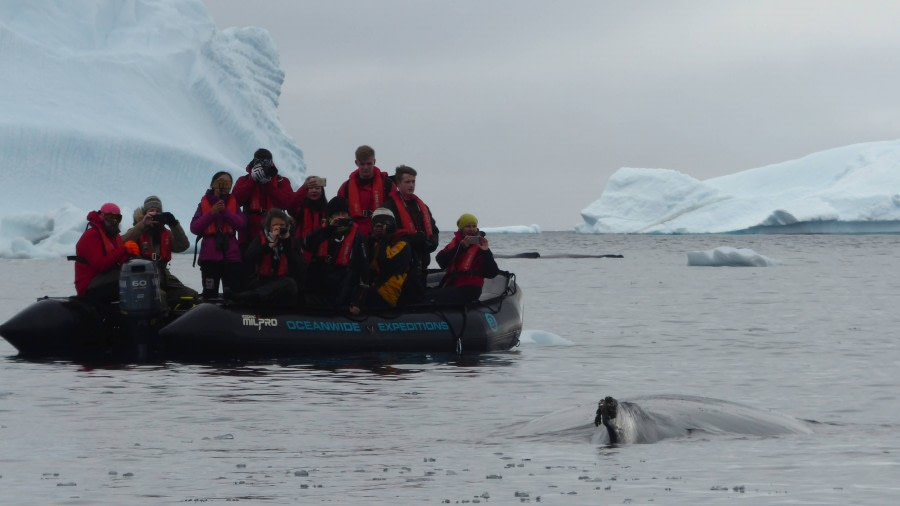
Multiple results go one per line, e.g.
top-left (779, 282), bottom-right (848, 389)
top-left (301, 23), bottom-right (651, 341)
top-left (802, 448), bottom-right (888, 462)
top-left (199, 261), bottom-right (242, 299)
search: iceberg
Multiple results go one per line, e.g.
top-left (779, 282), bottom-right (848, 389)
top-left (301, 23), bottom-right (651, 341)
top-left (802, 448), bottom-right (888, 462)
top-left (0, 0), bottom-right (305, 258)
top-left (686, 247), bottom-right (779, 267)
top-left (577, 140), bottom-right (900, 234)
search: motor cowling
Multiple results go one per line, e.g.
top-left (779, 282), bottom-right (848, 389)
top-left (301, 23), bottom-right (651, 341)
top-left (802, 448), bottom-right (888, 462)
top-left (118, 259), bottom-right (164, 318)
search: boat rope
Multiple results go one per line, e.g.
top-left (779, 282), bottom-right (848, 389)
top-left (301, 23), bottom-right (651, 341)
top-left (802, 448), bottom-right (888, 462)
top-left (424, 306), bottom-right (465, 354)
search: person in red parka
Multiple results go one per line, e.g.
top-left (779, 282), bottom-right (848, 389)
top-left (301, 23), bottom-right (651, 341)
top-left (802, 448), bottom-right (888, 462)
top-left (429, 213), bottom-right (500, 305)
top-left (73, 202), bottom-right (130, 303)
top-left (336, 145), bottom-right (396, 237)
top-left (288, 175), bottom-right (328, 263)
top-left (232, 148), bottom-right (294, 247)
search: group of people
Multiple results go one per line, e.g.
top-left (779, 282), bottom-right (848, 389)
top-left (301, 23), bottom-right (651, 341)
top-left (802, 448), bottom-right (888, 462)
top-left (73, 146), bottom-right (500, 314)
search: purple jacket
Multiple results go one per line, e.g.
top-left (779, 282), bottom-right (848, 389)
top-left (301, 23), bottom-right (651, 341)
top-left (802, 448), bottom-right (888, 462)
top-left (189, 190), bottom-right (246, 263)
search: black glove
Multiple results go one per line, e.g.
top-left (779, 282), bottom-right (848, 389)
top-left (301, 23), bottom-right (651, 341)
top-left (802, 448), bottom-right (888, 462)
top-left (408, 231), bottom-right (426, 245)
top-left (263, 163), bottom-right (278, 178)
top-left (161, 212), bottom-right (178, 226)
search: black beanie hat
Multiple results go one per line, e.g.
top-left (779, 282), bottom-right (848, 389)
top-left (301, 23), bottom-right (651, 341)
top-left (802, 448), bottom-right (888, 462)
top-left (326, 196), bottom-right (350, 217)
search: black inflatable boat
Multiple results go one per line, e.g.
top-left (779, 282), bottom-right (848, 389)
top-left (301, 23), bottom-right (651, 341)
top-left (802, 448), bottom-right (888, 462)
top-left (0, 260), bottom-right (523, 361)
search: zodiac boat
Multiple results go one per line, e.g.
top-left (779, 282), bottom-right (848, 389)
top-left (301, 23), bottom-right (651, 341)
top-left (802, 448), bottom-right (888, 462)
top-left (0, 260), bottom-right (523, 361)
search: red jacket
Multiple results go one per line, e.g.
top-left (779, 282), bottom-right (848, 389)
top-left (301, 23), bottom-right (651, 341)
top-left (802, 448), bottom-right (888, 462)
top-left (435, 231), bottom-right (500, 289)
top-left (289, 185), bottom-right (327, 239)
top-left (232, 163), bottom-right (293, 245)
top-left (74, 211), bottom-right (126, 295)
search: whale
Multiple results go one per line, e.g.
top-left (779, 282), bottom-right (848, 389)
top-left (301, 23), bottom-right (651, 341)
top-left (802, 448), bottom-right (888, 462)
top-left (509, 394), bottom-right (814, 445)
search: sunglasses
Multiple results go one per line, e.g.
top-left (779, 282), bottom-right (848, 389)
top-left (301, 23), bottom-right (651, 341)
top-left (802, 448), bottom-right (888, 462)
top-left (104, 213), bottom-right (122, 224)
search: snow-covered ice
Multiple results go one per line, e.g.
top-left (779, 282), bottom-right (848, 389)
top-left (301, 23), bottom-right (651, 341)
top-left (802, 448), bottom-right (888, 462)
top-left (0, 0), bottom-right (304, 258)
top-left (687, 247), bottom-right (779, 267)
top-left (4, 0), bottom-right (900, 259)
top-left (578, 140), bottom-right (900, 234)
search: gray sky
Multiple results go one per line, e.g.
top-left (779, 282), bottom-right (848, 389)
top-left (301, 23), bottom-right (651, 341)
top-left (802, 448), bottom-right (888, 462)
top-left (202, 0), bottom-right (900, 230)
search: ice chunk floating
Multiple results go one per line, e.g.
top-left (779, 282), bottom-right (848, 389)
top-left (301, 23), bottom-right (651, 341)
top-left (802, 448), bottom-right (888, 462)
top-left (687, 246), bottom-right (779, 267)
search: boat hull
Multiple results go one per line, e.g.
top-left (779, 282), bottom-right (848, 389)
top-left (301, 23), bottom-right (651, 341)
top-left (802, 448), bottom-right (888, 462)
top-left (1, 274), bottom-right (524, 360)
top-left (0, 297), bottom-right (124, 358)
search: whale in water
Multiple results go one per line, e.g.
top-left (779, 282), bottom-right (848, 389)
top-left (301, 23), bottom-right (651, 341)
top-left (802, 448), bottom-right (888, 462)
top-left (510, 394), bottom-right (814, 445)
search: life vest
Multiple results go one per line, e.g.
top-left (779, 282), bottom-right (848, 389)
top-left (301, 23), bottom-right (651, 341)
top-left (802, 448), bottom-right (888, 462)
top-left (200, 195), bottom-right (238, 236)
top-left (390, 192), bottom-right (434, 238)
top-left (347, 168), bottom-right (386, 219)
top-left (316, 224), bottom-right (359, 267)
top-left (257, 235), bottom-right (289, 277)
top-left (139, 229), bottom-right (172, 263)
top-left (96, 223), bottom-right (121, 256)
top-left (443, 235), bottom-right (483, 288)
top-left (371, 237), bottom-right (409, 306)
top-left (246, 184), bottom-right (270, 214)
top-left (299, 205), bottom-right (326, 239)
top-left (448, 241), bottom-right (480, 273)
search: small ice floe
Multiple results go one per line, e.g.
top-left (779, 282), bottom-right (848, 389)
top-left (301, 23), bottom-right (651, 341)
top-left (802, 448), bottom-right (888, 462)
top-left (479, 224), bottom-right (541, 234)
top-left (687, 246), bottom-right (780, 267)
top-left (518, 330), bottom-right (574, 346)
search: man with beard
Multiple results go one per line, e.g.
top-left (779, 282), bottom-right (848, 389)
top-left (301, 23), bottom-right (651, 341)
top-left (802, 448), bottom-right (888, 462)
top-left (123, 195), bottom-right (199, 308)
top-left (73, 202), bottom-right (130, 304)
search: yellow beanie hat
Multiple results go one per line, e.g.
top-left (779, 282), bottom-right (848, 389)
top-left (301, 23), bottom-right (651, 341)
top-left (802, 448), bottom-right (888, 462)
top-left (456, 213), bottom-right (478, 229)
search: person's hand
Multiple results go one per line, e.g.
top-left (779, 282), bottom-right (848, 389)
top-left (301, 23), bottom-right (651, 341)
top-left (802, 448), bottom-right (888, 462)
top-left (479, 237), bottom-right (490, 251)
top-left (251, 164), bottom-right (271, 184)
top-left (142, 212), bottom-right (157, 226)
top-left (211, 200), bottom-right (226, 214)
top-left (349, 304), bottom-right (361, 315)
top-left (124, 240), bottom-right (140, 257)
top-left (161, 212), bottom-right (177, 226)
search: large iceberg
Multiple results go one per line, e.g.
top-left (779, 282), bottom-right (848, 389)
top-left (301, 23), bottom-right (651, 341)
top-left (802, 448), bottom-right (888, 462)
top-left (0, 0), bottom-right (304, 257)
top-left (577, 140), bottom-right (900, 234)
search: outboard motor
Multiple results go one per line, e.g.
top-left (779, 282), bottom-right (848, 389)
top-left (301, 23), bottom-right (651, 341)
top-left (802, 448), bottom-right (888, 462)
top-left (119, 259), bottom-right (165, 360)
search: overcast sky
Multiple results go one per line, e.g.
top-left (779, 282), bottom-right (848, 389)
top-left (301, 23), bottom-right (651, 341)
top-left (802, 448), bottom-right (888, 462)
top-left (202, 0), bottom-right (900, 230)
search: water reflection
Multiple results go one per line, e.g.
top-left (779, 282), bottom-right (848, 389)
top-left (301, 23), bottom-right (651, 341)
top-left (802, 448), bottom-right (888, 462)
top-left (192, 351), bottom-right (520, 378)
top-left (6, 350), bottom-right (520, 379)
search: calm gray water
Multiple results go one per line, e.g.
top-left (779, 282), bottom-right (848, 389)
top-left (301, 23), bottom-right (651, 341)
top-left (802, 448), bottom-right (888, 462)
top-left (1, 233), bottom-right (899, 504)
